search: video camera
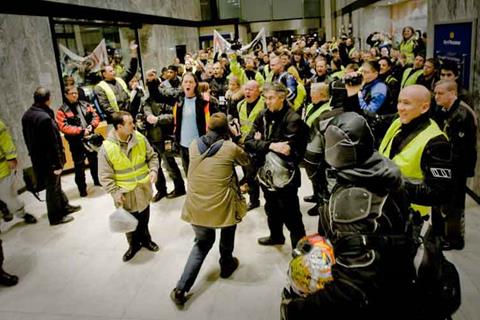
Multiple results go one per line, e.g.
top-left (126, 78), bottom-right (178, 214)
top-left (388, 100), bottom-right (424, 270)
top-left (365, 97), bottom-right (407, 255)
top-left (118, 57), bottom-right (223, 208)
top-left (343, 72), bottom-right (363, 86)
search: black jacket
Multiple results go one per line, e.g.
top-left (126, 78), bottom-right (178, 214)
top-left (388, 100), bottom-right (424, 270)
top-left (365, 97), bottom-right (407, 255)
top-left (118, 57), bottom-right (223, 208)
top-left (22, 104), bottom-right (65, 179)
top-left (387, 113), bottom-right (453, 206)
top-left (432, 98), bottom-right (477, 177)
top-left (244, 104), bottom-right (308, 187)
top-left (287, 152), bottom-right (413, 319)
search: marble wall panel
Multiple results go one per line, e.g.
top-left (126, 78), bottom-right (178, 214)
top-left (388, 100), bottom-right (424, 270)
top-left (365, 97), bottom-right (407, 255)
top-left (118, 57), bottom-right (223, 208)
top-left (0, 14), bottom-right (62, 168)
top-left (47, 0), bottom-right (201, 21)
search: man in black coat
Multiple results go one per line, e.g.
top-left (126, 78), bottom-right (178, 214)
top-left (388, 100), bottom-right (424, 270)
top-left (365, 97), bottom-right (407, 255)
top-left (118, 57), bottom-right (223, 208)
top-left (22, 87), bottom-right (81, 225)
top-left (432, 80), bottom-right (478, 250)
top-left (245, 82), bottom-right (307, 248)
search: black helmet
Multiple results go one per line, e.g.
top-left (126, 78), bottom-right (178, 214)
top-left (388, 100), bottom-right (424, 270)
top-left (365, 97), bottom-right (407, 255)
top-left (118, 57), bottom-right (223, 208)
top-left (257, 152), bottom-right (295, 190)
top-left (83, 133), bottom-right (104, 153)
top-left (323, 112), bottom-right (374, 169)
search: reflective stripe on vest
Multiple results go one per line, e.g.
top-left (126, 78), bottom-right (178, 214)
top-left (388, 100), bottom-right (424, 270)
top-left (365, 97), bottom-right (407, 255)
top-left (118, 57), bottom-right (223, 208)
top-left (379, 118), bottom-right (445, 216)
top-left (238, 97), bottom-right (265, 138)
top-left (97, 77), bottom-right (131, 112)
top-left (103, 131), bottom-right (150, 191)
top-left (401, 68), bottom-right (423, 88)
top-left (305, 101), bottom-right (331, 127)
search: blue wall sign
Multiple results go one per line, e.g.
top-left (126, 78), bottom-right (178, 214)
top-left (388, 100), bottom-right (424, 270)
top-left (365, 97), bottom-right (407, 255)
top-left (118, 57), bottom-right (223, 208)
top-left (434, 22), bottom-right (473, 89)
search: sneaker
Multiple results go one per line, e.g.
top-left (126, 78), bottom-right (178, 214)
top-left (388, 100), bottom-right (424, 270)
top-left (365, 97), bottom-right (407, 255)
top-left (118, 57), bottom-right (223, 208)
top-left (23, 213), bottom-right (37, 224)
top-left (80, 190), bottom-right (88, 197)
top-left (220, 257), bottom-right (239, 279)
top-left (170, 288), bottom-right (187, 305)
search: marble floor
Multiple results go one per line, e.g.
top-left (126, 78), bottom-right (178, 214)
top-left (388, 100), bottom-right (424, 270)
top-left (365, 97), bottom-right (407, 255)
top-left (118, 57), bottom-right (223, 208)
top-left (0, 168), bottom-right (479, 320)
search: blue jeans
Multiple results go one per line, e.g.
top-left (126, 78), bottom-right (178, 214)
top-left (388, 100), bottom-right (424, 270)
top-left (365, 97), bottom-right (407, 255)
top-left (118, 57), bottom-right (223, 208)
top-left (176, 224), bottom-right (237, 292)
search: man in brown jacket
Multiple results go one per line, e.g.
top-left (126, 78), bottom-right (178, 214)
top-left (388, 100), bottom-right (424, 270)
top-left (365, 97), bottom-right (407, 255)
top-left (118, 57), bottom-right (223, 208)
top-left (170, 113), bottom-right (249, 306)
top-left (98, 111), bottom-right (159, 262)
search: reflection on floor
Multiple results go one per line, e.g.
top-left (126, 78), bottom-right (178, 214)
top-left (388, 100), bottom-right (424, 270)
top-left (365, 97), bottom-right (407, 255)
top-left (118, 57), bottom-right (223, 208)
top-left (0, 168), bottom-right (479, 320)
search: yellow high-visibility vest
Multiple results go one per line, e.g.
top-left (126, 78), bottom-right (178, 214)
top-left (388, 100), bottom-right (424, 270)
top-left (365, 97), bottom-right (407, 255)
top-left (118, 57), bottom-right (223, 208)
top-left (379, 118), bottom-right (446, 216)
top-left (97, 77), bottom-right (131, 112)
top-left (305, 101), bottom-right (331, 127)
top-left (238, 97), bottom-right (265, 140)
top-left (103, 131), bottom-right (150, 191)
top-left (293, 82), bottom-right (306, 111)
top-left (0, 120), bottom-right (17, 179)
top-left (401, 68), bottom-right (423, 89)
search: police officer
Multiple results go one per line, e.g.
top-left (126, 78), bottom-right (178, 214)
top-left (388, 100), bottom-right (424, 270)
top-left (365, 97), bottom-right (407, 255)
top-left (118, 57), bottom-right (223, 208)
top-left (98, 111), bottom-right (159, 262)
top-left (379, 85), bottom-right (453, 219)
top-left (245, 82), bottom-right (307, 248)
top-left (432, 80), bottom-right (477, 250)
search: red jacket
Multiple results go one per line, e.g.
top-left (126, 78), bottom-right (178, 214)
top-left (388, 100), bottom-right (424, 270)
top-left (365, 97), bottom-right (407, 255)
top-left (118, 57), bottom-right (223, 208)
top-left (56, 101), bottom-right (100, 139)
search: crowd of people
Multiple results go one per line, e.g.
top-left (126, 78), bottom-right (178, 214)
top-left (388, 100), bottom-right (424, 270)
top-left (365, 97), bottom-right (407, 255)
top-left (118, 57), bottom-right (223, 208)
top-left (0, 26), bottom-right (477, 319)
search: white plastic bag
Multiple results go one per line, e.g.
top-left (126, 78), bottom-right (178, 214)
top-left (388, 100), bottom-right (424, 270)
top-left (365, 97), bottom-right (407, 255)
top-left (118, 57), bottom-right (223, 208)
top-left (109, 207), bottom-right (138, 233)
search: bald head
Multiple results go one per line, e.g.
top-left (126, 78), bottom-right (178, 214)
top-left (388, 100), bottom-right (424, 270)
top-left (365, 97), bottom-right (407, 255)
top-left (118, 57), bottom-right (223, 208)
top-left (243, 80), bottom-right (260, 103)
top-left (397, 85), bottom-right (431, 124)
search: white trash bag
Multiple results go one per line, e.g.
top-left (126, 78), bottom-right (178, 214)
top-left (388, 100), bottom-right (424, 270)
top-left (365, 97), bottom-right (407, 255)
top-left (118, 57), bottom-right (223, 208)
top-left (109, 207), bottom-right (138, 233)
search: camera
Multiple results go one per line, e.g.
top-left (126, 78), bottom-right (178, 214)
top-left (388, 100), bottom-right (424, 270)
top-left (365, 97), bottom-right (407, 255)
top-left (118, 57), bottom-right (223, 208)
top-left (343, 72), bottom-right (363, 86)
top-left (135, 113), bottom-right (147, 132)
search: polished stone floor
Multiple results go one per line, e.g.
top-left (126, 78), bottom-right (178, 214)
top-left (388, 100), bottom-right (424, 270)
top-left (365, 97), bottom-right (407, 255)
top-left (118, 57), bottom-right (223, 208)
top-left (0, 168), bottom-right (479, 320)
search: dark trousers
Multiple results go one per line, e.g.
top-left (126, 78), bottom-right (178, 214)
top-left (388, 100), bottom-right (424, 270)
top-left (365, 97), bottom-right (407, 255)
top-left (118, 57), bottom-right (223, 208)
top-left (179, 146), bottom-right (190, 176)
top-left (241, 164), bottom-right (260, 204)
top-left (152, 141), bottom-right (185, 194)
top-left (176, 224), bottom-right (237, 292)
top-left (70, 140), bottom-right (99, 193)
top-left (261, 185), bottom-right (306, 248)
top-left (433, 175), bottom-right (467, 245)
top-left (126, 206), bottom-right (152, 249)
top-left (45, 172), bottom-right (69, 224)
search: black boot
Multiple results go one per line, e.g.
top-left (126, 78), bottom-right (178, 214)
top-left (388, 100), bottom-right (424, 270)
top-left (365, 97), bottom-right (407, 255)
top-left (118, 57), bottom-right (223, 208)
top-left (0, 270), bottom-right (19, 287)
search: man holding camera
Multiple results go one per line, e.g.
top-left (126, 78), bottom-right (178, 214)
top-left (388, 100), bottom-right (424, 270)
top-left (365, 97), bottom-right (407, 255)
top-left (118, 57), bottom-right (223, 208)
top-left (56, 86), bottom-right (101, 197)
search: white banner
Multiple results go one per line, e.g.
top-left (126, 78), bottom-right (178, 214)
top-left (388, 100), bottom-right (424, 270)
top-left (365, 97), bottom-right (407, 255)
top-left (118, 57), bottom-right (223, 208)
top-left (213, 28), bottom-right (267, 55)
top-left (59, 39), bottom-right (109, 81)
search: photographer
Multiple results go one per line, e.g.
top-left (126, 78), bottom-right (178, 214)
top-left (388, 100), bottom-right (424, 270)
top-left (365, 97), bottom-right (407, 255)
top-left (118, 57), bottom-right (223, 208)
top-left (337, 70), bottom-right (392, 144)
top-left (56, 85), bottom-right (101, 197)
